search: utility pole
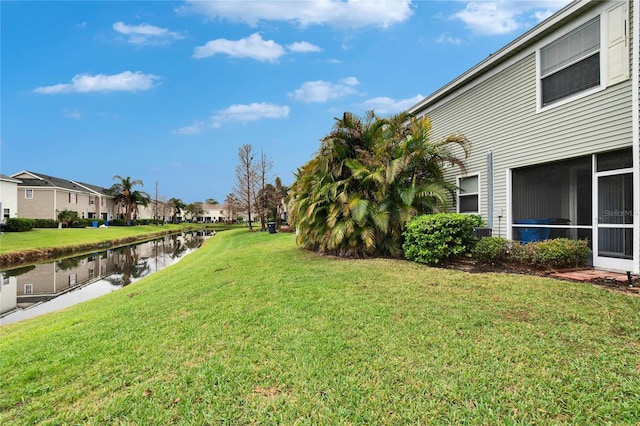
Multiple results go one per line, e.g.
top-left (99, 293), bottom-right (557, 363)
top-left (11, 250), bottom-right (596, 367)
top-left (155, 180), bottom-right (159, 226)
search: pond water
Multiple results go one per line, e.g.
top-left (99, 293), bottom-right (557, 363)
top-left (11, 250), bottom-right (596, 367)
top-left (0, 230), bottom-right (214, 326)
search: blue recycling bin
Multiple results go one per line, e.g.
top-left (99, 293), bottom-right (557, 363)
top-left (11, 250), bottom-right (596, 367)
top-left (515, 219), bottom-right (553, 243)
top-left (92, 221), bottom-right (98, 228)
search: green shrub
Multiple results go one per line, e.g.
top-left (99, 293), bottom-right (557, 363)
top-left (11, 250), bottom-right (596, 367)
top-left (473, 237), bottom-right (510, 263)
top-left (403, 213), bottom-right (478, 265)
top-left (5, 218), bottom-right (36, 232)
top-left (529, 238), bottom-right (590, 269)
top-left (509, 241), bottom-right (535, 265)
top-left (110, 219), bottom-right (127, 226)
top-left (469, 214), bottom-right (484, 228)
top-left (57, 210), bottom-right (80, 228)
top-left (473, 237), bottom-right (590, 270)
top-left (34, 218), bottom-right (59, 228)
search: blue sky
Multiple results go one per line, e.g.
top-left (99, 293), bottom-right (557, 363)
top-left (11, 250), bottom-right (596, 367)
top-left (1, 0), bottom-right (569, 203)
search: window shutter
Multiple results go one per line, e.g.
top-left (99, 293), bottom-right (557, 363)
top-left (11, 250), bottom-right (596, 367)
top-left (69, 193), bottom-right (71, 203)
top-left (607, 1), bottom-right (629, 86)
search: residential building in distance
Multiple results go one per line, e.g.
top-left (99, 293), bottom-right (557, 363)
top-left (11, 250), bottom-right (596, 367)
top-left (10, 171), bottom-right (116, 221)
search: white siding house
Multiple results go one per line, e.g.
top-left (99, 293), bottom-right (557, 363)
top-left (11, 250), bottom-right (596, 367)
top-left (408, 0), bottom-right (639, 273)
top-left (0, 174), bottom-right (21, 221)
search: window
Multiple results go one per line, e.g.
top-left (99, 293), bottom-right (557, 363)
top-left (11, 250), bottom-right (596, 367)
top-left (69, 193), bottom-right (77, 204)
top-left (540, 17), bottom-right (600, 107)
top-left (89, 196), bottom-right (95, 205)
top-left (24, 284), bottom-right (33, 294)
top-left (25, 189), bottom-right (33, 199)
top-left (3, 208), bottom-right (9, 219)
top-left (457, 175), bottom-right (479, 214)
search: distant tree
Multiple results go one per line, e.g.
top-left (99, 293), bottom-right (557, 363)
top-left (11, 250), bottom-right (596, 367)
top-left (158, 195), bottom-right (169, 224)
top-left (168, 197), bottom-right (186, 223)
top-left (274, 176), bottom-right (288, 227)
top-left (257, 183), bottom-right (278, 222)
top-left (254, 150), bottom-right (273, 230)
top-left (224, 193), bottom-right (238, 223)
top-left (205, 198), bottom-right (218, 205)
top-left (108, 176), bottom-right (150, 224)
top-left (57, 209), bottom-right (79, 228)
top-left (186, 202), bottom-right (204, 222)
top-left (130, 190), bottom-right (150, 221)
top-left (233, 144), bottom-right (257, 231)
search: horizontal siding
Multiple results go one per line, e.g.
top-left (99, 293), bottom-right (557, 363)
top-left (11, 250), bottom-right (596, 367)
top-left (424, 50), bottom-right (633, 235)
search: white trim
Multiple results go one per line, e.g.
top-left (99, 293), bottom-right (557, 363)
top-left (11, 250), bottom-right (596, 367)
top-left (456, 174), bottom-right (480, 214)
top-left (593, 166), bottom-right (634, 271)
top-left (536, 13), bottom-right (605, 113)
top-left (632, 0), bottom-right (639, 274)
top-left (506, 168), bottom-right (512, 240)
top-left (408, 0), bottom-right (602, 116)
top-left (11, 171), bottom-right (43, 181)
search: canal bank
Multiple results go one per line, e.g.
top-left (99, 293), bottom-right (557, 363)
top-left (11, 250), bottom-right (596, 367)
top-left (1, 231), bottom-right (214, 325)
top-left (0, 224), bottom-right (228, 269)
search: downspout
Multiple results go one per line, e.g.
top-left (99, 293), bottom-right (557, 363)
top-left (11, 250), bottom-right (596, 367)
top-left (633, 0), bottom-right (639, 274)
top-left (486, 150), bottom-right (494, 230)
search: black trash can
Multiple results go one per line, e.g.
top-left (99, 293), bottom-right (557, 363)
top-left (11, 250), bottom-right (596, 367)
top-left (267, 222), bottom-right (277, 233)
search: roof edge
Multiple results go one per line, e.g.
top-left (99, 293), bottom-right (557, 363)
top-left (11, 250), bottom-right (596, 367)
top-left (407, 0), bottom-right (594, 115)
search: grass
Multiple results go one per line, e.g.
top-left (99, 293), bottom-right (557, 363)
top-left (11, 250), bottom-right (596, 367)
top-left (1, 229), bottom-right (639, 424)
top-left (0, 223), bottom-right (236, 254)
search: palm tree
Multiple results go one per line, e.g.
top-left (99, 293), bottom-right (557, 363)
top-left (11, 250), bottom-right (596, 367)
top-left (185, 202), bottom-right (204, 222)
top-left (130, 190), bottom-right (150, 221)
top-left (274, 177), bottom-right (288, 226)
top-left (288, 111), bottom-right (469, 258)
top-left (168, 198), bottom-right (186, 224)
top-left (108, 176), bottom-right (150, 224)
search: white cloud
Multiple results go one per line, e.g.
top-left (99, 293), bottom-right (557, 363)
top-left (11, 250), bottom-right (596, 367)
top-left (452, 1), bottom-right (571, 36)
top-left (34, 71), bottom-right (159, 94)
top-left (113, 21), bottom-right (183, 45)
top-left (172, 120), bottom-right (205, 135)
top-left (211, 102), bottom-right (290, 127)
top-left (62, 108), bottom-right (82, 119)
top-left (179, 0), bottom-right (413, 29)
top-left (289, 77), bottom-right (359, 103)
top-left (436, 33), bottom-right (464, 45)
top-left (193, 33), bottom-right (285, 62)
top-left (287, 41), bottom-right (322, 53)
top-left (362, 95), bottom-right (424, 115)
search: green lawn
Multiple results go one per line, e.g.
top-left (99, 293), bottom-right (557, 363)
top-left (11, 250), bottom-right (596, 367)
top-left (1, 229), bottom-right (639, 424)
top-left (0, 223), bottom-right (234, 254)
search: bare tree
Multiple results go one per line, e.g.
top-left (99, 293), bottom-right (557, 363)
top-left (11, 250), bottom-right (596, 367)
top-left (234, 144), bottom-right (257, 231)
top-left (159, 195), bottom-right (169, 224)
top-left (254, 150), bottom-right (274, 231)
top-left (224, 193), bottom-right (238, 223)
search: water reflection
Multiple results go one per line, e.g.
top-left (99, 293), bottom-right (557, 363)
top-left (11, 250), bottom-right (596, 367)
top-left (0, 231), bottom-right (213, 325)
